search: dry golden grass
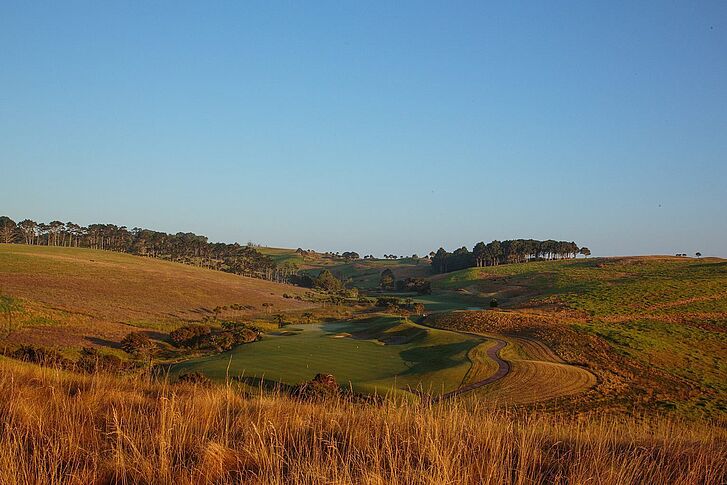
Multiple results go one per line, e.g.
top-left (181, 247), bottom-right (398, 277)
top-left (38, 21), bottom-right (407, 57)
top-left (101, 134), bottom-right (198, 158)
top-left (0, 357), bottom-right (724, 485)
top-left (0, 244), bottom-right (312, 348)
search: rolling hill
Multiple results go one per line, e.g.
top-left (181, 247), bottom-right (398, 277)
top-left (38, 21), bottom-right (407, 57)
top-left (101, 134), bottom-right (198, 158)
top-left (0, 244), bottom-right (312, 352)
top-left (1, 243), bottom-right (724, 417)
top-left (424, 256), bottom-right (727, 416)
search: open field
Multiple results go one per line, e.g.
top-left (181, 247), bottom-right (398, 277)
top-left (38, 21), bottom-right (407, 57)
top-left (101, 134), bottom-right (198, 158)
top-left (173, 316), bottom-right (485, 395)
top-left (1, 357), bottom-right (725, 484)
top-left (0, 244), bottom-right (311, 352)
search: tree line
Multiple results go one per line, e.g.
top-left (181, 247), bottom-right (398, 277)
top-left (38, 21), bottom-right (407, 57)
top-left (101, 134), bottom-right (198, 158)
top-left (430, 239), bottom-right (589, 274)
top-left (0, 215), bottom-right (294, 282)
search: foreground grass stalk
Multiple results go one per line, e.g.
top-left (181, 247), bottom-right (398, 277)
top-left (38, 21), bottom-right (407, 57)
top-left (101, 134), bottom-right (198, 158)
top-left (0, 358), bottom-right (725, 484)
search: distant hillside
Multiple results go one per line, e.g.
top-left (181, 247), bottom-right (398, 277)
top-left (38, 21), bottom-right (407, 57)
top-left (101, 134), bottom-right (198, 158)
top-left (258, 246), bottom-right (432, 288)
top-left (0, 244), bottom-right (312, 351)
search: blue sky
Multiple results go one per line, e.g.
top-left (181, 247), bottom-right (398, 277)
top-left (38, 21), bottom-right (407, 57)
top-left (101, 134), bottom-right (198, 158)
top-left (1, 1), bottom-right (726, 257)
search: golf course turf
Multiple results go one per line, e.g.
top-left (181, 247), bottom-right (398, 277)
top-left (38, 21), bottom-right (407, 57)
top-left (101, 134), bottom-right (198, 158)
top-left (173, 316), bottom-right (486, 395)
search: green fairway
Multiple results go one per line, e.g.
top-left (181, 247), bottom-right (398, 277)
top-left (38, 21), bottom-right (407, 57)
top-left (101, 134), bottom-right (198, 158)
top-left (173, 316), bottom-right (484, 395)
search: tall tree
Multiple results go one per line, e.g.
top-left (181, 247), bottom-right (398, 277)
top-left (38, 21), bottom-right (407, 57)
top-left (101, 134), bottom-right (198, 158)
top-left (473, 242), bottom-right (487, 267)
top-left (17, 219), bottom-right (37, 245)
top-left (379, 269), bottom-right (396, 291)
top-left (0, 216), bottom-right (17, 244)
top-left (314, 270), bottom-right (343, 292)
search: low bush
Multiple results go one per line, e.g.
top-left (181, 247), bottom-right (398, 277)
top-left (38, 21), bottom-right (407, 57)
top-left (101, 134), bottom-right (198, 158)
top-left (120, 332), bottom-right (156, 356)
top-left (170, 324), bottom-right (212, 348)
top-left (76, 348), bottom-right (129, 374)
top-left (11, 345), bottom-right (71, 368)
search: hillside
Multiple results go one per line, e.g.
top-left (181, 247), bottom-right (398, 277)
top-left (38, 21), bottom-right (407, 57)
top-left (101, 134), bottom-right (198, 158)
top-left (0, 244), bottom-right (312, 352)
top-left (424, 256), bottom-right (727, 416)
top-left (2, 244), bottom-right (724, 417)
top-left (258, 247), bottom-right (431, 288)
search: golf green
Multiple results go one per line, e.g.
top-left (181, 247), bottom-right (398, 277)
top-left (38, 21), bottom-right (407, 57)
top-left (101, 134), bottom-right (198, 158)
top-left (173, 317), bottom-right (483, 395)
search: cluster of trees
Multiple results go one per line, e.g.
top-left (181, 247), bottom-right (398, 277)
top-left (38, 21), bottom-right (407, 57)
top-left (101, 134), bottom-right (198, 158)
top-left (378, 270), bottom-right (431, 295)
top-left (0, 216), bottom-right (294, 282)
top-left (430, 239), bottom-right (587, 274)
top-left (296, 248), bottom-right (361, 261)
top-left (375, 297), bottom-right (425, 314)
top-left (169, 322), bottom-right (259, 352)
top-left (395, 278), bottom-right (431, 295)
top-left (290, 269), bottom-right (342, 292)
top-left (289, 269), bottom-right (359, 296)
top-left (379, 269), bottom-right (396, 290)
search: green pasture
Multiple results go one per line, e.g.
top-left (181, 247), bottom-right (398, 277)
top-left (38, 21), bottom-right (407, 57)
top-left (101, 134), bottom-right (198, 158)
top-left (172, 316), bottom-right (484, 395)
top-left (433, 257), bottom-right (727, 318)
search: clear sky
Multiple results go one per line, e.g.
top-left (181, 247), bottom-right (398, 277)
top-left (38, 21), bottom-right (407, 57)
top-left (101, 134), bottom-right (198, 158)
top-left (1, 1), bottom-right (726, 257)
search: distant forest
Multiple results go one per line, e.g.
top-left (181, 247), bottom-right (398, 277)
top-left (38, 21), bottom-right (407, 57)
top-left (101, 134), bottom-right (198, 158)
top-left (0, 216), bottom-right (589, 283)
top-left (430, 240), bottom-right (589, 274)
top-left (0, 216), bottom-right (295, 283)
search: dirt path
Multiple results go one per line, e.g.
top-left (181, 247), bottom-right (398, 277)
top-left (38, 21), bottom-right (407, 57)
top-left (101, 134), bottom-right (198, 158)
top-left (430, 337), bottom-right (510, 402)
top-left (417, 318), bottom-right (596, 403)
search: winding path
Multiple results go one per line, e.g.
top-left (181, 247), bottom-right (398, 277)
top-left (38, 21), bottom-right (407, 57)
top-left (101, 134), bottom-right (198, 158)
top-left (432, 337), bottom-right (510, 402)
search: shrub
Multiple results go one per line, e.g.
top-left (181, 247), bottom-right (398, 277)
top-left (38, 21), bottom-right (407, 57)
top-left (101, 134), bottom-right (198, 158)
top-left (343, 287), bottom-right (359, 299)
top-left (76, 348), bottom-right (128, 374)
top-left (198, 327), bottom-right (258, 352)
top-left (11, 345), bottom-right (71, 368)
top-left (289, 274), bottom-right (315, 288)
top-left (395, 278), bottom-right (431, 295)
top-left (412, 303), bottom-right (426, 314)
top-left (293, 373), bottom-right (340, 400)
top-left (120, 332), bottom-right (155, 356)
top-left (170, 324), bottom-right (212, 348)
top-left (490, 299), bottom-right (499, 308)
top-left (376, 297), bottom-right (401, 309)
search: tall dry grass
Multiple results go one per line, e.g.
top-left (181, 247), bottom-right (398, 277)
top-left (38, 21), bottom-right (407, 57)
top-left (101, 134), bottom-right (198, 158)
top-left (0, 358), bottom-right (724, 485)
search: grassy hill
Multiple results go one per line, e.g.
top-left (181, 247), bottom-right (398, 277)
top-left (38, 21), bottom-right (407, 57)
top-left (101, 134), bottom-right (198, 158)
top-left (0, 244), bottom-right (312, 353)
top-left (425, 256), bottom-right (727, 416)
top-left (258, 247), bottom-right (431, 288)
top-left (1, 244), bottom-right (724, 417)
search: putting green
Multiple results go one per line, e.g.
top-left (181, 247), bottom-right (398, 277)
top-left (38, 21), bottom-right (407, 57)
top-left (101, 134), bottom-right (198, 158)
top-left (173, 316), bottom-right (484, 395)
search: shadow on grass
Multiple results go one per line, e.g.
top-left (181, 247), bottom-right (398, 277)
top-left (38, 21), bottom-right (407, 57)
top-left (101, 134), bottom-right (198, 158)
top-left (397, 340), bottom-right (479, 377)
top-left (234, 375), bottom-right (296, 393)
top-left (84, 336), bottom-right (121, 349)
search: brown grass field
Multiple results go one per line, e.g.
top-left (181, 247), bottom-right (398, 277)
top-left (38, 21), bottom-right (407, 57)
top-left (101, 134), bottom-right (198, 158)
top-left (0, 244), bottom-right (311, 351)
top-left (1, 357), bottom-right (725, 485)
